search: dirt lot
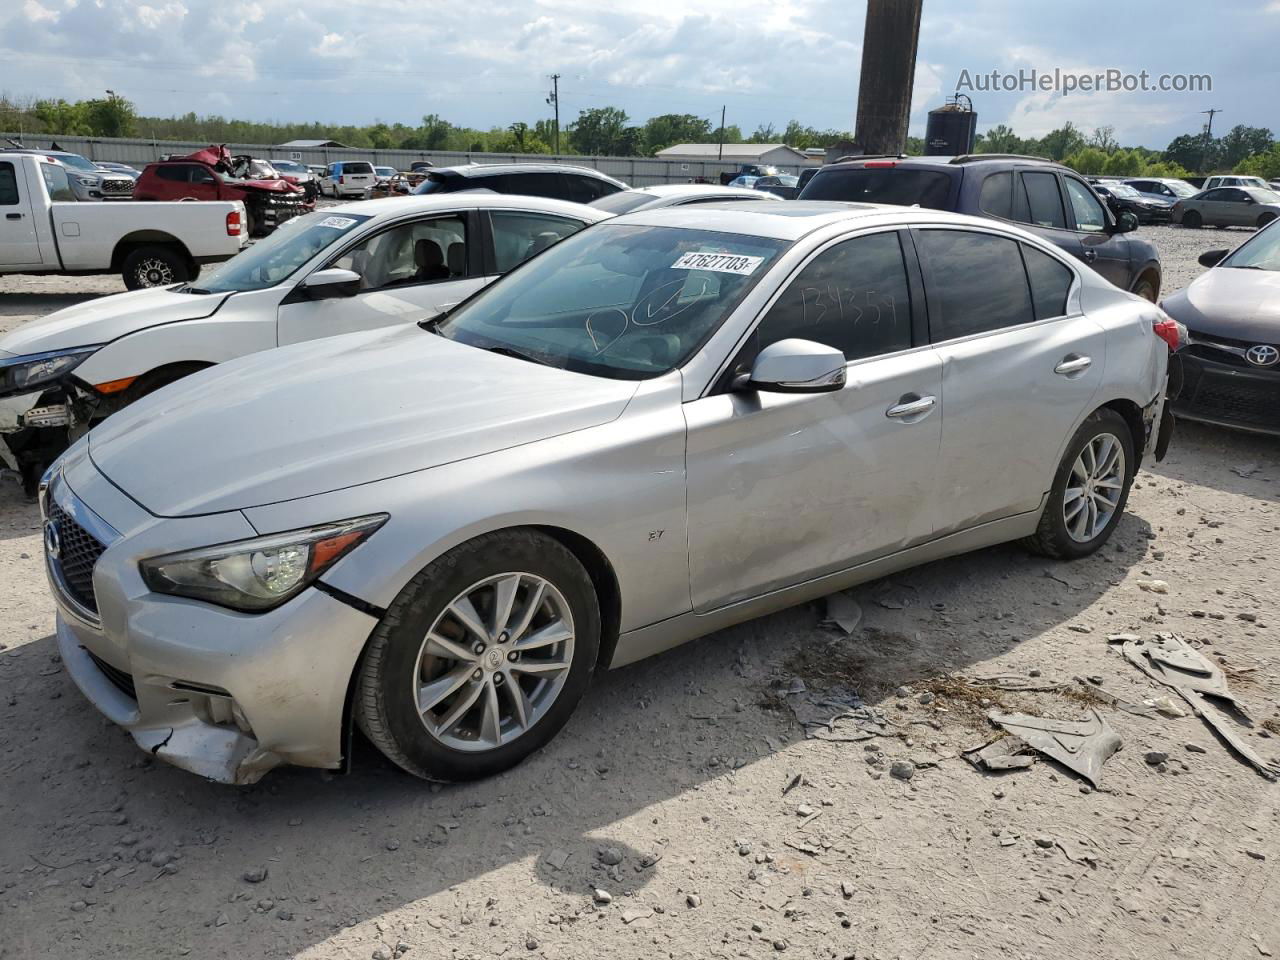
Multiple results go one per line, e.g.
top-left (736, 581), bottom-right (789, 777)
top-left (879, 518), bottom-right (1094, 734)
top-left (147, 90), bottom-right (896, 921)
top-left (1, 226), bottom-right (1278, 960)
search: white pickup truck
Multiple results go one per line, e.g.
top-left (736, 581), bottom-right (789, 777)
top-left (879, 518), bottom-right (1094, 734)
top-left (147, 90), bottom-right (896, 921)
top-left (1, 153), bottom-right (247, 290)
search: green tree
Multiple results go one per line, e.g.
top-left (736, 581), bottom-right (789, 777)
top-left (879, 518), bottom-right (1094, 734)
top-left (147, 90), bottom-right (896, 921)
top-left (568, 107), bottom-right (635, 155)
top-left (31, 99), bottom-right (91, 135)
top-left (1219, 125), bottom-right (1274, 169)
top-left (1164, 132), bottom-right (1217, 173)
top-left (82, 92), bottom-right (135, 137)
top-left (1063, 146), bottom-right (1108, 174)
top-left (976, 124), bottom-right (1023, 154)
top-left (1235, 145), bottom-right (1280, 181)
top-left (1087, 125), bottom-right (1117, 153)
top-left (1039, 122), bottom-right (1085, 161)
top-left (748, 122), bottom-right (778, 143)
top-left (1102, 148), bottom-right (1142, 177)
top-left (642, 113), bottom-right (712, 154)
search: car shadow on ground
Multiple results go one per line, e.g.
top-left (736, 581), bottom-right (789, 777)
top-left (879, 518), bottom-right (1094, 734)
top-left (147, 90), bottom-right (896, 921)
top-left (1144, 419), bottom-right (1280, 505)
top-left (0, 505), bottom-right (1154, 957)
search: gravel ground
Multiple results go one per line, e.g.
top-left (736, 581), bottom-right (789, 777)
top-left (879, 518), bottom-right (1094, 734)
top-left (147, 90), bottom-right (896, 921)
top-left (2, 222), bottom-right (1279, 960)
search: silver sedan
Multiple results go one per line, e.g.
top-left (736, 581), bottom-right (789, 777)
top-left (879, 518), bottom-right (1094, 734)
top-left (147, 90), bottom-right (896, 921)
top-left (44, 202), bottom-right (1172, 784)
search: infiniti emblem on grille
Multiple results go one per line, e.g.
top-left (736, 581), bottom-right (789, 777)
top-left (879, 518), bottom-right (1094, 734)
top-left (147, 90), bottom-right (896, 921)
top-left (43, 519), bottom-right (61, 560)
top-left (1246, 344), bottom-right (1279, 367)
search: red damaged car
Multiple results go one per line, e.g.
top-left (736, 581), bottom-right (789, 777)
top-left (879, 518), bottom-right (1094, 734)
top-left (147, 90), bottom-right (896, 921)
top-left (134, 146), bottom-right (311, 236)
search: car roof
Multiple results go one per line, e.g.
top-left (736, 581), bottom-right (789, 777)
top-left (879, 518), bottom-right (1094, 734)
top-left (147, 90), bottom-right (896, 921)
top-left (611, 200), bottom-right (1022, 241)
top-left (322, 193), bottom-right (615, 222)
top-left (633, 184), bottom-right (781, 199)
top-left (435, 163), bottom-right (625, 184)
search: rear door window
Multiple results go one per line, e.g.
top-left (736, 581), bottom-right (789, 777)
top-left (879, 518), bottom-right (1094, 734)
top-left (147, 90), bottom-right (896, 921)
top-left (563, 174), bottom-right (615, 203)
top-left (978, 172), bottom-right (1013, 219)
top-left (0, 162), bottom-right (18, 205)
top-left (1021, 244), bottom-right (1075, 320)
top-left (799, 167), bottom-right (954, 209)
top-left (156, 165), bottom-right (188, 182)
top-left (1020, 172), bottom-right (1067, 229)
top-left (917, 229), bottom-right (1035, 340)
top-left (488, 212), bottom-right (585, 274)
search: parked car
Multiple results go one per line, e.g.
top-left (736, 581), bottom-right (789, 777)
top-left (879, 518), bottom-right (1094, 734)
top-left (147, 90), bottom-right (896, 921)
top-left (1091, 181), bottom-right (1172, 223)
top-left (588, 183), bottom-right (782, 214)
top-left (412, 163), bottom-right (627, 203)
top-left (134, 146), bottom-right (308, 237)
top-left (410, 161), bottom-right (435, 173)
top-left (1202, 175), bottom-right (1270, 193)
top-left (1124, 177), bottom-right (1198, 204)
top-left (2, 194), bottom-right (608, 488)
top-left (799, 155), bottom-right (1162, 300)
top-left (374, 166), bottom-right (398, 183)
top-left (0, 146), bottom-right (134, 200)
top-left (270, 159), bottom-right (320, 202)
top-left (1171, 186), bottom-right (1280, 230)
top-left (1160, 223), bottom-right (1280, 435)
top-left (718, 163), bottom-right (781, 185)
top-left (727, 175), bottom-right (761, 189)
top-left (320, 161), bottom-right (377, 198)
top-left (306, 164), bottom-right (328, 178)
top-left (753, 174), bottom-right (800, 199)
top-left (42, 202), bottom-right (1173, 785)
top-left (95, 161), bottom-right (141, 179)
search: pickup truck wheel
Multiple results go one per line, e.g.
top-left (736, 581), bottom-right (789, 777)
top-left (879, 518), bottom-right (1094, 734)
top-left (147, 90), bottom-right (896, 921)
top-left (356, 529), bottom-right (600, 782)
top-left (122, 246), bottom-right (189, 290)
top-left (243, 206), bottom-right (259, 237)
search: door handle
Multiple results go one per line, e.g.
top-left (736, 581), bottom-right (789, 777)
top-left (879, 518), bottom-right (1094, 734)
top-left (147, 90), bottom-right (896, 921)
top-left (1054, 355), bottom-right (1093, 376)
top-left (885, 395), bottom-right (936, 420)
top-left (5, 213), bottom-right (21, 220)
top-left (1081, 249), bottom-right (1097, 262)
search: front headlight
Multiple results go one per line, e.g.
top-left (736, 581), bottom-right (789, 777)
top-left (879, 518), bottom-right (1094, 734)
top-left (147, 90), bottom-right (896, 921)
top-left (0, 346), bottom-right (100, 397)
top-left (76, 176), bottom-right (98, 186)
top-left (139, 514), bottom-right (387, 612)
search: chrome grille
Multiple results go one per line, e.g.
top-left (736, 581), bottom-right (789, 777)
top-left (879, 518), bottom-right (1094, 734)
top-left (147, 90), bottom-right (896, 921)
top-left (100, 178), bottom-right (134, 195)
top-left (47, 500), bottom-right (106, 613)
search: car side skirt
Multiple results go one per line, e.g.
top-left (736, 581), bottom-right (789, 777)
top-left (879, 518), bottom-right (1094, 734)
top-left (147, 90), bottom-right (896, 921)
top-left (608, 504), bottom-right (1044, 669)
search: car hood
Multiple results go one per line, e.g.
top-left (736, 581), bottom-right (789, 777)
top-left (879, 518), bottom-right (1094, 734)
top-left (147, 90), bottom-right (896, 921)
top-left (1162, 268), bottom-right (1280, 342)
top-left (87, 325), bottom-right (640, 517)
top-left (0, 287), bottom-right (228, 359)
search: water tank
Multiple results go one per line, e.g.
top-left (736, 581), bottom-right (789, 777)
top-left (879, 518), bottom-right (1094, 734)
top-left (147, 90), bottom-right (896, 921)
top-left (925, 95), bottom-right (977, 156)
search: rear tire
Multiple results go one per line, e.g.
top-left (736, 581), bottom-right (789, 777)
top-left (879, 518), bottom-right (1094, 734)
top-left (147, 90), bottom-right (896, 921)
top-left (1022, 408), bottom-right (1135, 560)
top-left (1182, 210), bottom-right (1202, 229)
top-left (1257, 213), bottom-right (1276, 229)
top-left (1132, 277), bottom-right (1158, 302)
top-left (122, 245), bottom-right (189, 290)
top-left (355, 529), bottom-right (600, 782)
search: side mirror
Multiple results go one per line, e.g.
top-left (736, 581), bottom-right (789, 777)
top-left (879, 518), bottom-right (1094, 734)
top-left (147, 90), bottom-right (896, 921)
top-left (1114, 211), bottom-right (1139, 233)
top-left (1198, 248), bottom-right (1229, 268)
top-left (300, 268), bottom-right (360, 299)
top-left (737, 339), bottom-right (846, 394)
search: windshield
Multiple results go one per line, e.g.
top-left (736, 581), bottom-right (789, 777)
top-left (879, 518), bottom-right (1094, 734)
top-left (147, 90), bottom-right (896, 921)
top-left (1165, 181), bottom-right (1197, 197)
top-left (56, 153), bottom-right (98, 173)
top-left (435, 224), bottom-right (788, 380)
top-left (1107, 184), bottom-right (1140, 198)
top-left (376, 167), bottom-right (397, 176)
top-left (412, 173), bottom-right (449, 195)
top-left (800, 167), bottom-right (954, 209)
top-left (273, 161), bottom-right (306, 174)
top-left (1248, 188), bottom-right (1280, 204)
top-left (192, 211), bottom-right (372, 294)
top-left (589, 191), bottom-right (654, 214)
top-left (1221, 220), bottom-right (1280, 271)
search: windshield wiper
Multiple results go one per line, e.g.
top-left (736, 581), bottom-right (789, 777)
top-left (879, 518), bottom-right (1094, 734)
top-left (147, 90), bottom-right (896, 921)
top-left (486, 345), bottom-right (553, 367)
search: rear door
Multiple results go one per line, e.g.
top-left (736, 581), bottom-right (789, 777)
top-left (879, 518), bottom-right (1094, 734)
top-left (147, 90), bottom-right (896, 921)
top-left (278, 211), bottom-right (485, 345)
top-left (683, 228), bottom-right (942, 611)
top-left (0, 160), bottom-right (43, 265)
top-left (1061, 174), bottom-right (1131, 289)
top-left (1013, 169), bottom-right (1084, 263)
top-left (915, 227), bottom-right (1105, 533)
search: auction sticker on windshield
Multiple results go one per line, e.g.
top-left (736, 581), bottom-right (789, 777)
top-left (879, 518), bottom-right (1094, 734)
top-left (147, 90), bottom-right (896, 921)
top-left (671, 252), bottom-right (764, 275)
top-left (318, 216), bottom-right (359, 229)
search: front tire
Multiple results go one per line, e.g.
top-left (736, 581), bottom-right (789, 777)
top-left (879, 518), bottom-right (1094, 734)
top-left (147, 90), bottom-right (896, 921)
top-left (1182, 210), bottom-right (1202, 229)
top-left (1023, 408), bottom-right (1135, 560)
top-left (355, 529), bottom-right (600, 782)
top-left (122, 245), bottom-right (189, 290)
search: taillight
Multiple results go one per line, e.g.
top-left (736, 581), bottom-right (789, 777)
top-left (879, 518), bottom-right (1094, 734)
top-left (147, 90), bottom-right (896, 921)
top-left (339, 175), bottom-right (345, 184)
top-left (1153, 317), bottom-right (1183, 351)
top-left (226, 210), bottom-right (242, 236)
top-left (863, 160), bottom-right (898, 168)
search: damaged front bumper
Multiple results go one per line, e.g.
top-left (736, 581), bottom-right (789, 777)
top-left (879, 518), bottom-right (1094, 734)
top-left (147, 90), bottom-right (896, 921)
top-left (45, 452), bottom-right (378, 785)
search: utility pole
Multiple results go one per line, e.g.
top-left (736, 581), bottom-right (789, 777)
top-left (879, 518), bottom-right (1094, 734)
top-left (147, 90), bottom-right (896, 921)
top-left (1199, 107), bottom-right (1221, 174)
top-left (547, 74), bottom-right (561, 156)
top-left (853, 0), bottom-right (923, 155)
top-left (718, 105), bottom-right (726, 161)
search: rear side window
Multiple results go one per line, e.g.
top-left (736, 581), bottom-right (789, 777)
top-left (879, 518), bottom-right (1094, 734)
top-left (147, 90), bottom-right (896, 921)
top-left (156, 165), bottom-right (188, 182)
top-left (749, 231), bottom-right (913, 362)
top-left (1021, 172), bottom-right (1067, 229)
top-left (0, 162), bottom-right (18, 205)
top-left (1021, 244), bottom-right (1074, 320)
top-left (800, 167), bottom-right (954, 210)
top-left (978, 172), bottom-right (1012, 219)
top-left (488, 172), bottom-right (564, 199)
top-left (39, 163), bottom-right (76, 202)
top-left (564, 174), bottom-right (615, 203)
top-left (917, 229), bottom-right (1034, 340)
top-left (489, 212), bottom-right (584, 273)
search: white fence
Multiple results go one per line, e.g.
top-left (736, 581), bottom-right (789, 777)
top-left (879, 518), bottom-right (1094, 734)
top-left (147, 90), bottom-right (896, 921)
top-left (2, 133), bottom-right (810, 187)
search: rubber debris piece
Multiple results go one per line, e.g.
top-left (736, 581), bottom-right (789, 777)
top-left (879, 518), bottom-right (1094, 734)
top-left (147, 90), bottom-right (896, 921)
top-left (986, 708), bottom-right (1121, 788)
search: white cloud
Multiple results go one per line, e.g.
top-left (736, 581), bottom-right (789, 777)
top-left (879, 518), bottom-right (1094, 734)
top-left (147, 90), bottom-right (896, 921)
top-left (134, 1), bottom-right (187, 29)
top-left (23, 0), bottom-right (60, 22)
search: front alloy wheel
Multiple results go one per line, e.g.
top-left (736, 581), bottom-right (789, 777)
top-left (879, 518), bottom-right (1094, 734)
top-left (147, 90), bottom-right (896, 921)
top-left (355, 529), bottom-right (600, 781)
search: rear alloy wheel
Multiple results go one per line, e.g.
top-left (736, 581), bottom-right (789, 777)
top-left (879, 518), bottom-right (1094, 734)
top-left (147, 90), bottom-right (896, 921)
top-left (1182, 210), bottom-right (1202, 229)
top-left (1257, 213), bottom-right (1277, 229)
top-left (356, 530), bottom-right (600, 781)
top-left (1023, 408), bottom-right (1135, 560)
top-left (122, 245), bottom-right (189, 290)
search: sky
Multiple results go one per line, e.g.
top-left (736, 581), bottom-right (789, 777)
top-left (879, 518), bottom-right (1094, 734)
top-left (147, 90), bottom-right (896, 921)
top-left (2, 0), bottom-right (1278, 149)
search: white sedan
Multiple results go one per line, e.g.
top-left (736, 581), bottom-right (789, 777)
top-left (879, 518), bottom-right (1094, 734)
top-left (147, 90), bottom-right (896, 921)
top-left (0, 195), bottom-right (610, 489)
top-left (589, 183), bottom-right (782, 215)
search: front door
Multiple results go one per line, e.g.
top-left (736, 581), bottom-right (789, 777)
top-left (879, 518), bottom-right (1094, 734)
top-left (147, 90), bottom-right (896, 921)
top-left (913, 227), bottom-right (1105, 533)
top-left (278, 212), bottom-right (487, 345)
top-left (1062, 174), bottom-right (1132, 289)
top-left (684, 229), bottom-right (942, 612)
top-left (0, 161), bottom-right (42, 265)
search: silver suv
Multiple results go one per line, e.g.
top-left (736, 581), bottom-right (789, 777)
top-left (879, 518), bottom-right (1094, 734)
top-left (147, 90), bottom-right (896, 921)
top-left (0, 147), bottom-right (134, 200)
top-left (44, 202), bottom-right (1173, 785)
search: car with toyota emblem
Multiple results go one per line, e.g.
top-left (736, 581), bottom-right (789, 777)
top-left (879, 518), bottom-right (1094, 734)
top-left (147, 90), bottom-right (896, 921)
top-left (42, 201), bottom-right (1174, 786)
top-left (1161, 221), bottom-right (1280, 435)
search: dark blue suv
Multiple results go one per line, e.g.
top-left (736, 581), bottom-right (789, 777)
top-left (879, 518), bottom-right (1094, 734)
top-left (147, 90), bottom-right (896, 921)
top-left (799, 155), bottom-right (1162, 301)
